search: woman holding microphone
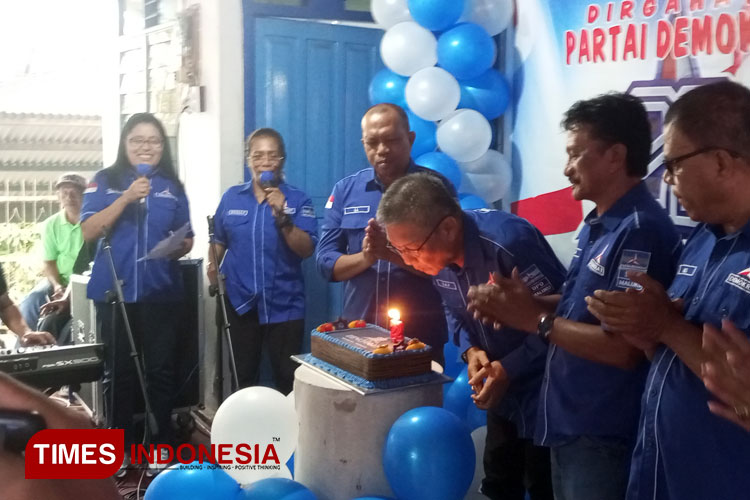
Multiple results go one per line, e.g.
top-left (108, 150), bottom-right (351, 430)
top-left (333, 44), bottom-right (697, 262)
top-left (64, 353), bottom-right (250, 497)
top-left (81, 113), bottom-right (192, 474)
top-left (208, 128), bottom-right (317, 395)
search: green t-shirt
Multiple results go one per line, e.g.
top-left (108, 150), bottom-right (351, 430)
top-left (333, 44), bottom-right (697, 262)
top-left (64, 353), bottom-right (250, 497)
top-left (41, 210), bottom-right (83, 285)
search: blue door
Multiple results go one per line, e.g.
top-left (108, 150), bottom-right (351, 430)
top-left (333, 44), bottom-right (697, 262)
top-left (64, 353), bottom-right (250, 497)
top-left (250, 17), bottom-right (383, 336)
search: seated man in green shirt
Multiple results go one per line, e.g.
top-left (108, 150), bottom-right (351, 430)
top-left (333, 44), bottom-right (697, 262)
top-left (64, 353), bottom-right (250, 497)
top-left (19, 173), bottom-right (86, 333)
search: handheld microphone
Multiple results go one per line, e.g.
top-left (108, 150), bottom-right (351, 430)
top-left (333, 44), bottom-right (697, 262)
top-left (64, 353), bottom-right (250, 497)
top-left (259, 170), bottom-right (280, 189)
top-left (207, 215), bottom-right (215, 236)
top-left (137, 163), bottom-right (151, 206)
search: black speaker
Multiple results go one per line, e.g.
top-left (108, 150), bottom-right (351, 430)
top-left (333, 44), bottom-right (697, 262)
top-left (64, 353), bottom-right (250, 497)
top-left (71, 259), bottom-right (204, 420)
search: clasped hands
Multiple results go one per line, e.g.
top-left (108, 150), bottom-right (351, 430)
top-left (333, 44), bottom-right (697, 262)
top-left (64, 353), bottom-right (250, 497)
top-left (362, 219), bottom-right (396, 264)
top-left (465, 347), bottom-right (509, 410)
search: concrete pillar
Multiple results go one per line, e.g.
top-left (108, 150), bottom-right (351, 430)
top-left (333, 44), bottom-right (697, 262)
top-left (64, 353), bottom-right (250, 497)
top-left (293, 365), bottom-right (442, 500)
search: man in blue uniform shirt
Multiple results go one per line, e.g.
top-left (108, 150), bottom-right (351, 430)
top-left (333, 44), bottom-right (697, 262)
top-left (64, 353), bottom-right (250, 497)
top-left (378, 172), bottom-right (567, 500)
top-left (468, 93), bottom-right (682, 500)
top-left (316, 103), bottom-right (451, 363)
top-left (588, 81), bottom-right (750, 500)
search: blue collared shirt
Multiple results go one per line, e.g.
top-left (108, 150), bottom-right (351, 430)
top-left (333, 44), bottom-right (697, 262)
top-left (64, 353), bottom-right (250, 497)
top-left (81, 167), bottom-right (193, 303)
top-left (316, 162), bottom-right (452, 349)
top-left (626, 221), bottom-right (750, 500)
top-left (436, 210), bottom-right (566, 438)
top-left (537, 182), bottom-right (682, 446)
top-left (212, 180), bottom-right (318, 324)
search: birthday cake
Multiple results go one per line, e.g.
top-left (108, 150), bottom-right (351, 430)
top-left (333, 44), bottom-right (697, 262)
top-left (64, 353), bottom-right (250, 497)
top-left (308, 323), bottom-right (433, 389)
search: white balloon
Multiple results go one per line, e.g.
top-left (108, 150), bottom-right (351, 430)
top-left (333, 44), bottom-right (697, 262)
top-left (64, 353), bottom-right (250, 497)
top-left (459, 0), bottom-right (514, 36)
top-left (460, 149), bottom-right (513, 202)
top-left (371, 0), bottom-right (413, 29)
top-left (468, 425), bottom-right (488, 497)
top-left (437, 109), bottom-right (492, 162)
top-left (405, 67), bottom-right (461, 121)
top-left (211, 386), bottom-right (298, 485)
top-left (380, 22), bottom-right (437, 76)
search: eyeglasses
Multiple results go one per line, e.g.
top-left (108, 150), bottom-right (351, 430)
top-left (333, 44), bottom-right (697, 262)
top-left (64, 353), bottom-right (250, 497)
top-left (249, 152), bottom-right (284, 163)
top-left (662, 146), bottom-right (740, 176)
top-left (388, 215), bottom-right (449, 256)
top-left (128, 137), bottom-right (164, 148)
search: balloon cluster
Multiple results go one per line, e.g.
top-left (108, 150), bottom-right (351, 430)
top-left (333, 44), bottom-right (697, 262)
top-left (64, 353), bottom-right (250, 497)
top-left (145, 387), bottom-right (314, 500)
top-left (370, 0), bottom-right (515, 206)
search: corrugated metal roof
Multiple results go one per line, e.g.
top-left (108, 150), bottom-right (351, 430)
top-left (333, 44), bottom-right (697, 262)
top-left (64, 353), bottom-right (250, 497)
top-left (0, 112), bottom-right (103, 170)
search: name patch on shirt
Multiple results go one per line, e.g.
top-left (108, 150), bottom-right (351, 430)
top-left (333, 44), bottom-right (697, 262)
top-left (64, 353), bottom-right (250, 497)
top-left (84, 183), bottom-right (98, 194)
top-left (154, 188), bottom-right (177, 200)
top-left (343, 206), bottom-right (370, 215)
top-left (325, 195), bottom-right (334, 209)
top-left (519, 264), bottom-right (554, 296)
top-left (616, 250), bottom-right (651, 289)
top-left (725, 268), bottom-right (750, 294)
top-left (587, 245), bottom-right (608, 276)
top-left (301, 205), bottom-right (316, 218)
top-left (435, 279), bottom-right (458, 290)
top-left (283, 204), bottom-right (296, 215)
top-left (106, 188), bottom-right (123, 195)
top-left (226, 209), bottom-right (248, 216)
top-left (677, 264), bottom-right (697, 277)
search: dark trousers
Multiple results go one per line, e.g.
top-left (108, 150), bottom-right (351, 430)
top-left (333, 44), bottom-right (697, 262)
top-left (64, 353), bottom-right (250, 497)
top-left (96, 301), bottom-right (179, 447)
top-left (482, 410), bottom-right (553, 500)
top-left (37, 310), bottom-right (72, 345)
top-left (224, 301), bottom-right (304, 395)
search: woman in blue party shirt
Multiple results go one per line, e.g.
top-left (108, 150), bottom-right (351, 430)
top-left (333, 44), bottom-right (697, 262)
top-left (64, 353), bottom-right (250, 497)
top-left (81, 113), bottom-right (193, 472)
top-left (208, 128), bottom-right (318, 395)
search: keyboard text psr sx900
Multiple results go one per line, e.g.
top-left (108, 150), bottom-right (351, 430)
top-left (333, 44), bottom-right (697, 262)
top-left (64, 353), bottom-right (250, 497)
top-left (0, 344), bottom-right (104, 388)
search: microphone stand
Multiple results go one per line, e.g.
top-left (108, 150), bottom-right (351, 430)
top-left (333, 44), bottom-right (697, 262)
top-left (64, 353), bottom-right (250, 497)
top-left (101, 226), bottom-right (158, 440)
top-left (207, 216), bottom-right (239, 394)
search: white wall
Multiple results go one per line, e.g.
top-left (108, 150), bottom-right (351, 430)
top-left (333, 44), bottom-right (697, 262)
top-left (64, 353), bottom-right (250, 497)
top-left (179, 0), bottom-right (245, 411)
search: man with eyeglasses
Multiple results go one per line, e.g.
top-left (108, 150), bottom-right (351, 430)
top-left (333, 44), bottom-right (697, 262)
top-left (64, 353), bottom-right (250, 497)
top-left (378, 172), bottom-right (566, 500)
top-left (316, 103), bottom-right (453, 365)
top-left (467, 93), bottom-right (681, 500)
top-left (587, 81), bottom-right (750, 500)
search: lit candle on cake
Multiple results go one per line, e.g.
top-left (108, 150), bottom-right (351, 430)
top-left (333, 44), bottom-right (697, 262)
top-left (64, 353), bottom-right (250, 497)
top-left (388, 308), bottom-right (404, 349)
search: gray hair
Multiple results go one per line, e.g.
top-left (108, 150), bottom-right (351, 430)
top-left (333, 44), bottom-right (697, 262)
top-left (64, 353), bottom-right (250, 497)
top-left (377, 172), bottom-right (461, 229)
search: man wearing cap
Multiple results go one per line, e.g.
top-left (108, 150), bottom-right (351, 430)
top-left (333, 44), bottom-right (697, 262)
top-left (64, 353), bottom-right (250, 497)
top-left (19, 173), bottom-right (86, 335)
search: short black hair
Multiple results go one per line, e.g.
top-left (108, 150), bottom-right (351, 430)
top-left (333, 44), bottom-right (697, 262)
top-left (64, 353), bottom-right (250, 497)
top-left (363, 103), bottom-right (411, 134)
top-left (377, 172), bottom-right (461, 228)
top-left (665, 80), bottom-right (750, 159)
top-left (562, 92), bottom-right (651, 177)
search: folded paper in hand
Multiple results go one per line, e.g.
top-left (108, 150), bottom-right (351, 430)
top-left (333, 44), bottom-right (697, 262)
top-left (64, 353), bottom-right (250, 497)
top-left (138, 222), bottom-right (191, 261)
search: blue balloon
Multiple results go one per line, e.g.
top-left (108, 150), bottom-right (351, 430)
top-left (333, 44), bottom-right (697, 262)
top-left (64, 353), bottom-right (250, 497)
top-left (408, 0), bottom-right (464, 31)
top-left (465, 402), bottom-right (488, 431)
top-left (444, 366), bottom-right (473, 418)
top-left (459, 69), bottom-right (511, 120)
top-left (443, 341), bottom-right (462, 378)
top-left (286, 453), bottom-right (294, 477)
top-left (144, 461), bottom-right (240, 500)
top-left (406, 110), bottom-right (437, 157)
top-left (369, 68), bottom-right (408, 107)
top-left (438, 23), bottom-right (496, 80)
top-left (459, 193), bottom-right (489, 209)
top-left (237, 478), bottom-right (317, 500)
top-left (416, 152), bottom-right (461, 190)
top-left (383, 406), bottom-right (475, 500)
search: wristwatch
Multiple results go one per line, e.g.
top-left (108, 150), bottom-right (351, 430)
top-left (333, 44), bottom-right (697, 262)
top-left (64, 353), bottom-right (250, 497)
top-left (536, 313), bottom-right (556, 343)
top-left (274, 212), bottom-right (293, 230)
